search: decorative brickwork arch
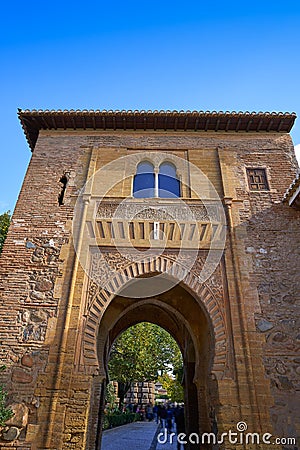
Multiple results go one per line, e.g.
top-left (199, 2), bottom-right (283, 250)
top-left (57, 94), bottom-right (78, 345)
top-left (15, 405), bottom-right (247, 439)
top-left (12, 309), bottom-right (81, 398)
top-left (82, 254), bottom-right (228, 379)
top-left (85, 268), bottom-right (223, 450)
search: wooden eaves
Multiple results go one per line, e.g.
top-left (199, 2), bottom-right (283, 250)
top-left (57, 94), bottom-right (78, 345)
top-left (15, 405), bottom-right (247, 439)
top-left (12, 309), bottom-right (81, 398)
top-left (17, 109), bottom-right (297, 152)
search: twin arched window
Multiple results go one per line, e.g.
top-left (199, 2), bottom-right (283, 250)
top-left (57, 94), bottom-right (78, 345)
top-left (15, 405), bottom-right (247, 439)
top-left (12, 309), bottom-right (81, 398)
top-left (133, 161), bottom-right (180, 198)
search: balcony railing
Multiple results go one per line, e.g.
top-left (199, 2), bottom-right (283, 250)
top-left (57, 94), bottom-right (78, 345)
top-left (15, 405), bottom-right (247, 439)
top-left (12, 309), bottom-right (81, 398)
top-left (81, 199), bottom-right (226, 250)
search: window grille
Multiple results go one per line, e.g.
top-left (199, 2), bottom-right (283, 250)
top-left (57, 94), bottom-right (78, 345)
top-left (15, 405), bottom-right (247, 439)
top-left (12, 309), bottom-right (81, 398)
top-left (246, 168), bottom-right (269, 191)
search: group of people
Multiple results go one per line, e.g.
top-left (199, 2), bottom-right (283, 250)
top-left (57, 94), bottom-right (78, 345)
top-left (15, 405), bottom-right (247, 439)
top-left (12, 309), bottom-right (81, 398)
top-left (126, 402), bottom-right (185, 433)
top-left (125, 402), bottom-right (156, 421)
top-left (156, 404), bottom-right (185, 450)
top-left (125, 402), bottom-right (185, 449)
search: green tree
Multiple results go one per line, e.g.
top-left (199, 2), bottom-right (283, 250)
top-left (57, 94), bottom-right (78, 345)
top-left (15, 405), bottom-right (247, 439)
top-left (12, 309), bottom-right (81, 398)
top-left (105, 382), bottom-right (118, 413)
top-left (0, 365), bottom-right (13, 426)
top-left (108, 322), bottom-right (182, 408)
top-left (158, 373), bottom-right (184, 403)
top-left (0, 211), bottom-right (11, 255)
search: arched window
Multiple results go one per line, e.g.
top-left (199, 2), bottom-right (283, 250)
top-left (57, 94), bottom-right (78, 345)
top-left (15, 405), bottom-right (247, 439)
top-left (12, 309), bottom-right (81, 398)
top-left (158, 162), bottom-right (180, 198)
top-left (133, 161), bottom-right (155, 198)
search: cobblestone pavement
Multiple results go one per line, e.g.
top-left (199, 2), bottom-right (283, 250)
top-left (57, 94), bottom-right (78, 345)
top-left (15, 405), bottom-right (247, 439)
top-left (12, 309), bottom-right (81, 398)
top-left (101, 421), bottom-right (159, 449)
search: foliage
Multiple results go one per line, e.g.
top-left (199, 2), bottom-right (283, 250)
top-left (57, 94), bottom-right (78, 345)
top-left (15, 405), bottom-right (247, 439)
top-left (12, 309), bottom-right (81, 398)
top-left (116, 381), bottom-right (132, 410)
top-left (0, 386), bottom-right (13, 426)
top-left (158, 372), bottom-right (184, 403)
top-left (173, 363), bottom-right (184, 385)
top-left (156, 394), bottom-right (168, 400)
top-left (108, 322), bottom-right (183, 407)
top-left (103, 411), bottom-right (139, 430)
top-left (0, 365), bottom-right (13, 426)
top-left (0, 211), bottom-right (11, 255)
top-left (109, 322), bottom-right (182, 382)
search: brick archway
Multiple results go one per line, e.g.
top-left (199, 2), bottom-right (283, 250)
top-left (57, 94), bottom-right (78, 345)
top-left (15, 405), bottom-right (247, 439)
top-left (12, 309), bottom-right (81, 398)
top-left (82, 255), bottom-right (227, 379)
top-left (86, 282), bottom-right (221, 450)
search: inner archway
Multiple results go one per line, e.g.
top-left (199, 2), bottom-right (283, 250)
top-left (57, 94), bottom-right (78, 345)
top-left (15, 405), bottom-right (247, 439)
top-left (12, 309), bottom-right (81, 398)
top-left (107, 322), bottom-right (184, 411)
top-left (87, 280), bottom-right (219, 450)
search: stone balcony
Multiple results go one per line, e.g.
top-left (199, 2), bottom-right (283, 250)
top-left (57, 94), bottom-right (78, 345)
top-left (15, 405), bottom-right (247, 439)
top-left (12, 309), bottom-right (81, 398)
top-left (80, 198), bottom-right (226, 251)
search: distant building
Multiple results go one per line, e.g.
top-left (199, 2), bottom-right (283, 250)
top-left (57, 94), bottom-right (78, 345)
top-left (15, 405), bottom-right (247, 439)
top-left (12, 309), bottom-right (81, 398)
top-left (155, 381), bottom-right (168, 398)
top-left (125, 381), bottom-right (156, 405)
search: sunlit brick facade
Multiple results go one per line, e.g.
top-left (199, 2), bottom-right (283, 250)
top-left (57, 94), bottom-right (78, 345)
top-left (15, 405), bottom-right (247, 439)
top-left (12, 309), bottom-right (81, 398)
top-left (0, 110), bottom-right (299, 449)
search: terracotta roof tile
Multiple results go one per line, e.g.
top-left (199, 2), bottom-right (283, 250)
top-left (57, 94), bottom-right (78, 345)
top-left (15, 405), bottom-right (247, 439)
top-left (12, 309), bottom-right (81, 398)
top-left (17, 109), bottom-right (297, 151)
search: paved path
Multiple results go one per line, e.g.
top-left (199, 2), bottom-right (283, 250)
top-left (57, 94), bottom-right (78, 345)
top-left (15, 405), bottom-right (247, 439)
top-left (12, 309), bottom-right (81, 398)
top-left (156, 426), bottom-right (178, 449)
top-left (102, 422), bottom-right (219, 449)
top-left (101, 421), bottom-right (159, 450)
top-left (102, 421), bottom-right (179, 449)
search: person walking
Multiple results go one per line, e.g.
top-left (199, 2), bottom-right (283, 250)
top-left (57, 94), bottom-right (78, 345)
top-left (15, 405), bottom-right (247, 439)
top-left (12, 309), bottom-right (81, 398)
top-left (160, 404), bottom-right (167, 429)
top-left (146, 403), bottom-right (153, 421)
top-left (153, 403), bottom-right (159, 423)
top-left (166, 405), bottom-right (173, 434)
top-left (174, 406), bottom-right (185, 450)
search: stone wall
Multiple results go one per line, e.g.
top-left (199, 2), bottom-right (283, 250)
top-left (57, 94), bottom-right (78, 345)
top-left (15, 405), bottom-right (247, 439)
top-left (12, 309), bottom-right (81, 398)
top-left (244, 204), bottom-right (300, 441)
top-left (219, 135), bottom-right (300, 445)
top-left (0, 135), bottom-right (89, 447)
top-left (226, 138), bottom-right (300, 437)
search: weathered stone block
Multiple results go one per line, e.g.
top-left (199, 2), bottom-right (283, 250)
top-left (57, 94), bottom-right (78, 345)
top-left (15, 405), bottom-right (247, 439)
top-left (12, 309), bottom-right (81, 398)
top-left (11, 368), bottom-right (33, 384)
top-left (2, 427), bottom-right (20, 441)
top-left (25, 424), bottom-right (40, 442)
top-left (5, 403), bottom-right (29, 428)
top-left (21, 355), bottom-right (33, 368)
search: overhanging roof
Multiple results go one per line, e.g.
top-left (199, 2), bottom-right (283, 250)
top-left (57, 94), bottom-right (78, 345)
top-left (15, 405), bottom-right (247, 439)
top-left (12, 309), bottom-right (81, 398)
top-left (17, 109), bottom-right (297, 152)
top-left (283, 171), bottom-right (300, 209)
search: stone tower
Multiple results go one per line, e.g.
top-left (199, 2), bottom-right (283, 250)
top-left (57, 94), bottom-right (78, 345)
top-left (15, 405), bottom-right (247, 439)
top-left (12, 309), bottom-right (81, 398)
top-left (0, 110), bottom-right (299, 449)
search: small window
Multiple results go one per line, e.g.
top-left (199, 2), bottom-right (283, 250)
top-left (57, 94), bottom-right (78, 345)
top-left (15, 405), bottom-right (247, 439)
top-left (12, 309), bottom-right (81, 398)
top-left (158, 162), bottom-right (180, 198)
top-left (133, 162), bottom-right (155, 198)
top-left (246, 168), bottom-right (269, 191)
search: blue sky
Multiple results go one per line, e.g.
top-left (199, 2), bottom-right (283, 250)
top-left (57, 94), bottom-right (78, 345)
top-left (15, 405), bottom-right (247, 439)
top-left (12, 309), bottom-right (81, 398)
top-left (1, 0), bottom-right (300, 214)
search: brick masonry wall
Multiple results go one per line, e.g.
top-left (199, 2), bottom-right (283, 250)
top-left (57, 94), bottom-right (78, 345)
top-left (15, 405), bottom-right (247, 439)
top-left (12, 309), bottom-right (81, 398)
top-left (245, 205), bottom-right (300, 440)
top-left (0, 135), bottom-right (90, 446)
top-left (226, 134), bottom-right (300, 443)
